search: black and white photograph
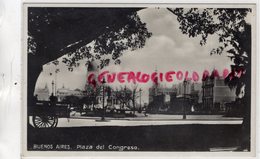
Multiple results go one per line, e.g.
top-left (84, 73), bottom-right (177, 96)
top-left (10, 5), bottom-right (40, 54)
top-left (22, 4), bottom-right (256, 155)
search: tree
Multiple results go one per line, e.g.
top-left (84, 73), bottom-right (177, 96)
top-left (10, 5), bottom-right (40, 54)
top-left (28, 8), bottom-right (151, 107)
top-left (130, 85), bottom-right (139, 116)
top-left (167, 8), bottom-right (252, 150)
top-left (114, 86), bottom-right (132, 110)
top-left (84, 84), bottom-right (102, 109)
top-left (63, 95), bottom-right (80, 106)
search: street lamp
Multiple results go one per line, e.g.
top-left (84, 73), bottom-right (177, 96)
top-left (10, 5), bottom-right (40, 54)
top-left (123, 86), bottom-right (127, 110)
top-left (183, 79), bottom-right (187, 119)
top-left (139, 88), bottom-right (142, 108)
top-left (54, 68), bottom-right (59, 96)
top-left (101, 78), bottom-right (106, 121)
top-left (51, 80), bottom-right (54, 95)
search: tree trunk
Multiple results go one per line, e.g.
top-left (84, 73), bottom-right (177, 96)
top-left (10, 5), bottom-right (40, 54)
top-left (27, 54), bottom-right (43, 128)
top-left (27, 54), bottom-right (43, 106)
top-left (241, 83), bottom-right (251, 150)
top-left (240, 24), bottom-right (251, 151)
top-left (132, 91), bottom-right (136, 116)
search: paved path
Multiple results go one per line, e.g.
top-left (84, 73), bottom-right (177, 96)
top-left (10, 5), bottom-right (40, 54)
top-left (29, 113), bottom-right (243, 127)
top-left (56, 118), bottom-right (243, 127)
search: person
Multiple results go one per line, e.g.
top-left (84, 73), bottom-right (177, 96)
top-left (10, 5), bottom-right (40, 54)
top-left (143, 105), bottom-right (148, 117)
top-left (49, 93), bottom-right (58, 107)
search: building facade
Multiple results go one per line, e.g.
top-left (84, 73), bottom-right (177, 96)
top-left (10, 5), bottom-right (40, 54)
top-left (202, 76), bottom-right (236, 112)
top-left (56, 85), bottom-right (86, 102)
top-left (148, 83), bottom-right (178, 113)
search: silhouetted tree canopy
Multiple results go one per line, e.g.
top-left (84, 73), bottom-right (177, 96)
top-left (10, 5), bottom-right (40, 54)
top-left (27, 8), bottom-right (151, 107)
top-left (28, 8), bottom-right (151, 70)
top-left (168, 8), bottom-right (252, 150)
top-left (168, 8), bottom-right (251, 96)
top-left (114, 87), bottom-right (132, 109)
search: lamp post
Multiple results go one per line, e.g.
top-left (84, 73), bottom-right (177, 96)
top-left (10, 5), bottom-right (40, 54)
top-left (183, 79), bottom-right (187, 119)
top-left (51, 80), bottom-right (54, 95)
top-left (101, 78), bottom-right (106, 121)
top-left (54, 68), bottom-right (59, 96)
top-left (139, 88), bottom-right (142, 108)
top-left (133, 89), bottom-right (136, 116)
top-left (123, 86), bottom-right (126, 110)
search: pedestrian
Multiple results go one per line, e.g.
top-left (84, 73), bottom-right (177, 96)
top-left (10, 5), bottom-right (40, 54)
top-left (143, 106), bottom-right (148, 117)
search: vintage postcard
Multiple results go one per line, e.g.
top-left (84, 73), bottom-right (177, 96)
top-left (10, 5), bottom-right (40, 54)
top-left (22, 3), bottom-right (256, 157)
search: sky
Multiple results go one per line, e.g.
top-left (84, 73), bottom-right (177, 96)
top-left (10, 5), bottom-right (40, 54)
top-left (35, 8), bottom-right (234, 103)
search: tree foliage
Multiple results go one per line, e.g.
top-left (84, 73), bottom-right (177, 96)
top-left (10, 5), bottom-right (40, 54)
top-left (168, 8), bottom-right (252, 150)
top-left (28, 8), bottom-right (152, 70)
top-left (114, 87), bottom-right (133, 108)
top-left (168, 8), bottom-right (252, 96)
top-left (62, 12), bottom-right (152, 70)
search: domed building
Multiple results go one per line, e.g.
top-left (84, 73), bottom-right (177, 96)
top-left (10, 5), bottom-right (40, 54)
top-left (56, 84), bottom-right (86, 102)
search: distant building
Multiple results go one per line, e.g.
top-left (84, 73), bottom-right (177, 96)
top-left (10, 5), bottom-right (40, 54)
top-left (148, 82), bottom-right (177, 112)
top-left (149, 86), bottom-right (177, 103)
top-left (168, 82), bottom-right (201, 114)
top-left (56, 85), bottom-right (86, 101)
top-left (202, 77), bottom-right (214, 111)
top-left (34, 84), bottom-right (50, 101)
top-left (177, 80), bottom-right (192, 95)
top-left (202, 75), bottom-right (236, 112)
top-left (168, 95), bottom-right (190, 114)
top-left (177, 80), bottom-right (202, 96)
top-left (148, 77), bottom-right (204, 113)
